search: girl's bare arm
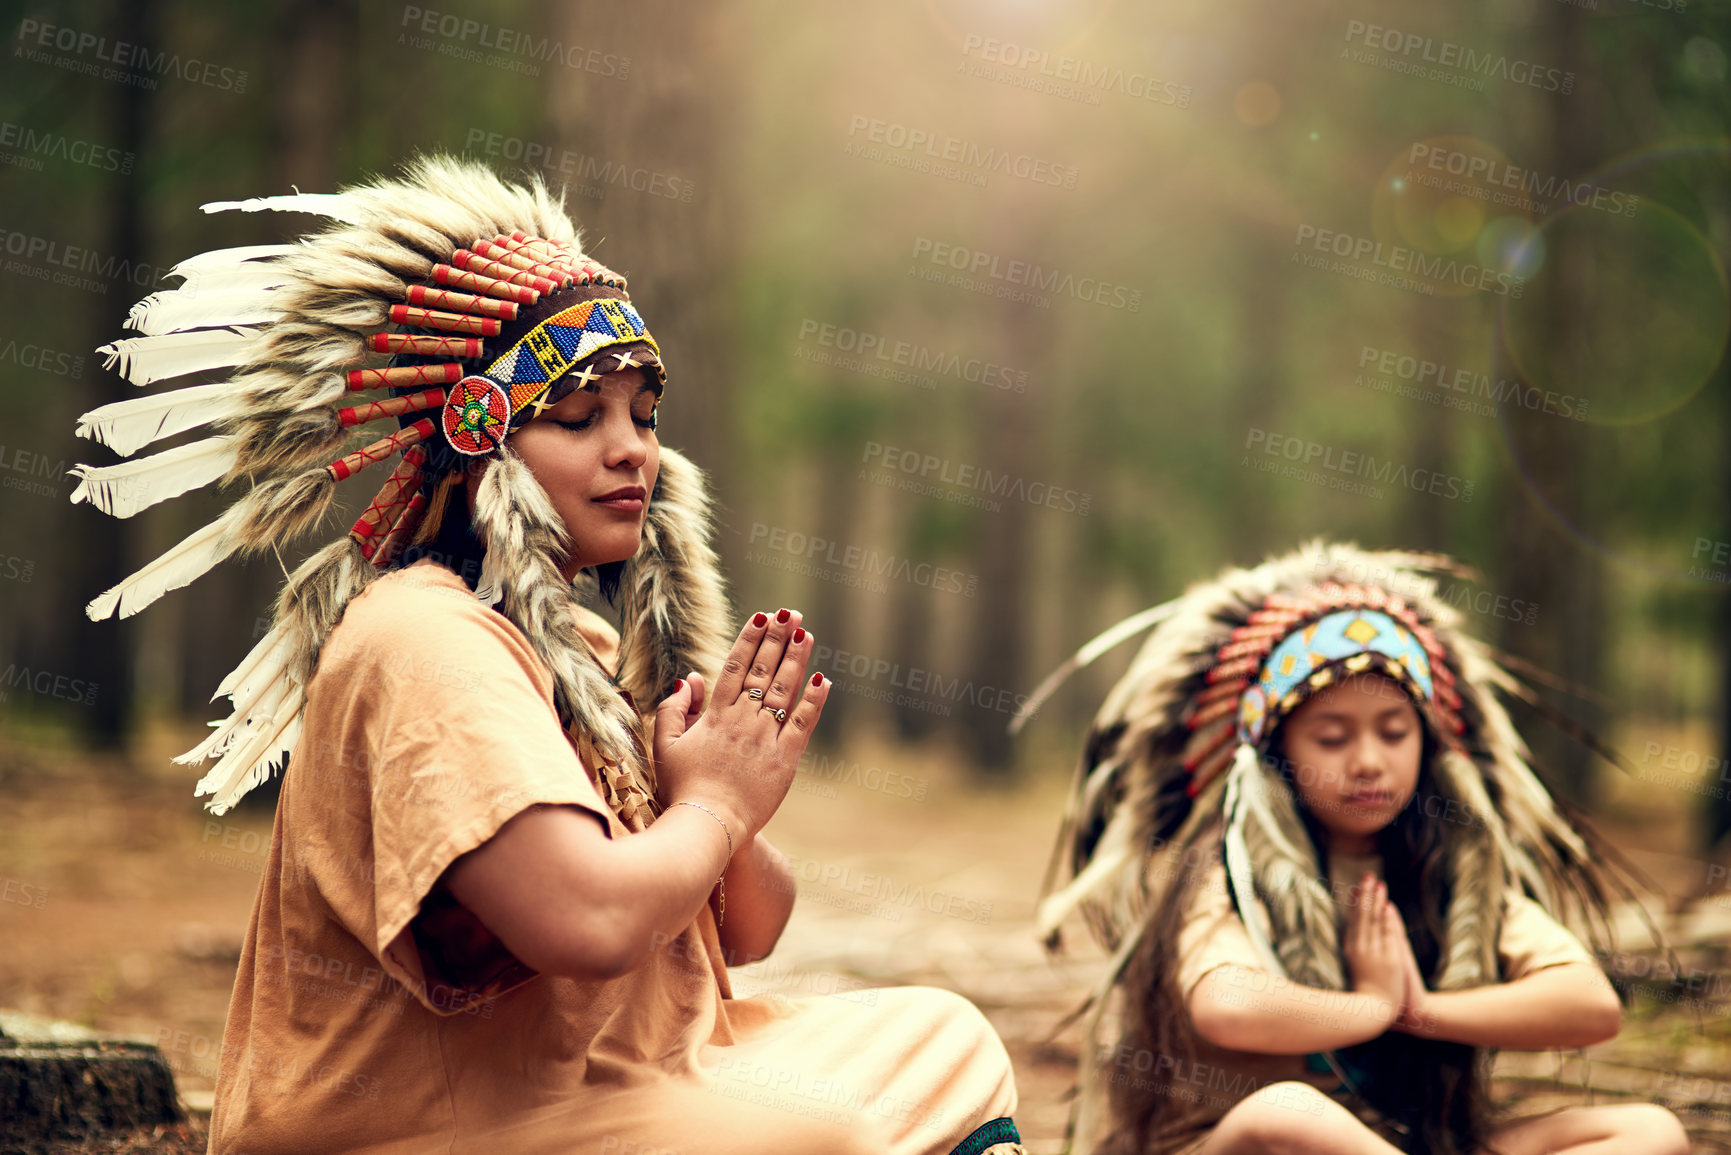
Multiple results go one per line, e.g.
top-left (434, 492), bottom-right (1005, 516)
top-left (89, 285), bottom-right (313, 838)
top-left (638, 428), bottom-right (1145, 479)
top-left (1394, 962), bottom-right (1620, 1049)
top-left (1189, 875), bottom-right (1409, 1055)
top-left (1189, 965), bottom-right (1399, 1054)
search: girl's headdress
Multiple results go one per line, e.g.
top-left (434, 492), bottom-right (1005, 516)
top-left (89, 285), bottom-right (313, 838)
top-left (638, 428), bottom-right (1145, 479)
top-left (71, 156), bottom-right (732, 816)
top-left (1018, 541), bottom-right (1620, 1151)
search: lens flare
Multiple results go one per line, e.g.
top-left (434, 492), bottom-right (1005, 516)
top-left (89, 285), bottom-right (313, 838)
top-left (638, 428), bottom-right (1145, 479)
top-left (1372, 135), bottom-right (1527, 298)
top-left (1489, 141), bottom-right (1731, 588)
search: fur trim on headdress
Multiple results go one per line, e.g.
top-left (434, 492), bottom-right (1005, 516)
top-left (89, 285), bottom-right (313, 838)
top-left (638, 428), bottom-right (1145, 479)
top-left (615, 447), bottom-right (735, 710)
top-left (472, 449), bottom-right (642, 761)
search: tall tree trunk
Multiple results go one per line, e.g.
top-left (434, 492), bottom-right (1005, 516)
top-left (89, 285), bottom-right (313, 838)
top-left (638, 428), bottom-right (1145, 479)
top-left (1229, 239), bottom-right (1286, 561)
top-left (540, 3), bottom-right (747, 555)
top-left (1710, 348), bottom-right (1731, 853)
top-left (184, 0), bottom-right (354, 717)
top-left (807, 456), bottom-right (861, 737)
top-left (1402, 298), bottom-right (1449, 550)
top-left (959, 203), bottom-right (1038, 775)
top-left (889, 567), bottom-right (939, 743)
top-left (1497, 10), bottom-right (1603, 803)
top-left (1225, 4), bottom-right (1300, 564)
top-left (71, 0), bottom-right (157, 748)
top-left (961, 382), bottom-right (1032, 775)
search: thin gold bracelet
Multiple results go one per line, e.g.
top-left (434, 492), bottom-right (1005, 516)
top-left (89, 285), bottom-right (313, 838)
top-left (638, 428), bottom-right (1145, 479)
top-left (671, 800), bottom-right (732, 927)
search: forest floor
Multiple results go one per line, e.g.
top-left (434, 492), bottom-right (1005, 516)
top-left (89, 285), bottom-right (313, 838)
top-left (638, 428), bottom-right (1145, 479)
top-left (3, 721), bottom-right (1731, 1153)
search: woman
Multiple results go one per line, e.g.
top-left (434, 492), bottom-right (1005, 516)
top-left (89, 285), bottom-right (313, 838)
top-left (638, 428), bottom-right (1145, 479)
top-left (73, 157), bottom-right (1025, 1154)
top-left (1027, 543), bottom-right (1688, 1155)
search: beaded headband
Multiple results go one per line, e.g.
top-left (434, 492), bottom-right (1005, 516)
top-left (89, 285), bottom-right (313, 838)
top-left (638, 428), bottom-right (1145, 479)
top-left (1235, 609), bottom-right (1435, 746)
top-left (1182, 582), bottom-right (1465, 797)
top-left (441, 296), bottom-right (661, 456)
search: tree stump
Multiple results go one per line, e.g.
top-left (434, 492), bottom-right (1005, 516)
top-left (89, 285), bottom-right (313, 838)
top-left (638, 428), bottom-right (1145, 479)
top-left (0, 1012), bottom-right (182, 1152)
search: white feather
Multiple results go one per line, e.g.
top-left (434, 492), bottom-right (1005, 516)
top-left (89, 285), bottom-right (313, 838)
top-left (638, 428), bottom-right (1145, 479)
top-left (192, 683), bottom-right (297, 792)
top-left (213, 623), bottom-right (296, 700)
top-left (205, 708), bottom-right (302, 815)
top-left (176, 716), bottom-right (247, 770)
top-left (176, 672), bottom-right (294, 765)
top-left (1034, 805), bottom-right (1135, 939)
top-left (202, 193), bottom-right (366, 224)
top-left (75, 383), bottom-right (245, 457)
top-left (127, 289), bottom-right (285, 336)
top-left (98, 328), bottom-right (261, 386)
top-left (1222, 744), bottom-right (1282, 973)
top-left (85, 511), bottom-right (238, 621)
top-left (169, 260), bottom-right (289, 295)
top-left (178, 624), bottom-right (303, 783)
top-left (196, 691), bottom-right (305, 814)
top-left (68, 436), bottom-right (238, 519)
top-left (1010, 599), bottom-right (1180, 735)
top-left (169, 243), bottom-right (293, 274)
top-left (476, 544), bottom-right (505, 607)
top-left (218, 646), bottom-right (296, 720)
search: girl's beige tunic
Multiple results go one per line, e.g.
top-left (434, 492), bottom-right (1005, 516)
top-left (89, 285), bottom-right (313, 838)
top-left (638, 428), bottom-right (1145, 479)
top-left (1127, 849), bottom-right (1596, 1155)
top-left (207, 559), bottom-right (1018, 1154)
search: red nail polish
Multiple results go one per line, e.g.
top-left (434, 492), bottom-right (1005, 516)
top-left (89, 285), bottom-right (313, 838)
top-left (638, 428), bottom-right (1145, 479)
top-left (672, 678), bottom-right (684, 692)
top-left (792, 628), bottom-right (806, 643)
top-left (776, 608), bottom-right (790, 624)
top-left (811, 672), bottom-right (824, 686)
top-left (752, 612), bottom-right (767, 627)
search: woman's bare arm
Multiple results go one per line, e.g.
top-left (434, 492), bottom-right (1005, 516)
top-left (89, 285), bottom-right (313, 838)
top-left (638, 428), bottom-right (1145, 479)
top-left (715, 834), bottom-right (796, 966)
top-left (443, 802), bottom-right (731, 980)
top-left (441, 609), bottom-right (829, 982)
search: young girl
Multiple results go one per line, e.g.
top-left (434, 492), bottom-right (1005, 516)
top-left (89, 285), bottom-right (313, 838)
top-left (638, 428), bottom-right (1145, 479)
top-left (1030, 543), bottom-right (1689, 1155)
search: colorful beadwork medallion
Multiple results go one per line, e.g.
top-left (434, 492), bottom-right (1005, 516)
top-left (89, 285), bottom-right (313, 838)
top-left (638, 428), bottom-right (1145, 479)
top-left (442, 375), bottom-right (511, 455)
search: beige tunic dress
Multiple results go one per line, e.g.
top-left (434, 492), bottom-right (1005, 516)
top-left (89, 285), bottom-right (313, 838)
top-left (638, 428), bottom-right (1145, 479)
top-left (1120, 849), bottom-right (1597, 1155)
top-left (207, 559), bottom-right (1019, 1155)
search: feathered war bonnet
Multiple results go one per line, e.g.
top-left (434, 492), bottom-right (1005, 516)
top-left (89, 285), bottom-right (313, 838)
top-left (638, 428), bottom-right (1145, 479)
top-left (1020, 541), bottom-right (1619, 1151)
top-left (70, 156), bottom-right (733, 816)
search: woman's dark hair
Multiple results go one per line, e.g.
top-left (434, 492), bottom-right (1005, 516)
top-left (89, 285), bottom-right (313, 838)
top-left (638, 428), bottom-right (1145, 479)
top-left (594, 560), bottom-right (625, 604)
top-left (400, 462), bottom-right (628, 605)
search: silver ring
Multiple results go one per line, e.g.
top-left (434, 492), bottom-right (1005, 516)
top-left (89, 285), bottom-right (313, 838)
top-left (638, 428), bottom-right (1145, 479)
top-left (765, 706), bottom-right (788, 724)
top-left (746, 688), bottom-right (765, 701)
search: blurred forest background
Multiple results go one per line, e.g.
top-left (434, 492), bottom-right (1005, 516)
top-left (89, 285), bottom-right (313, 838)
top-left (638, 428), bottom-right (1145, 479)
top-left (2, 0), bottom-right (1727, 821)
top-left (1, 0), bottom-right (1730, 1146)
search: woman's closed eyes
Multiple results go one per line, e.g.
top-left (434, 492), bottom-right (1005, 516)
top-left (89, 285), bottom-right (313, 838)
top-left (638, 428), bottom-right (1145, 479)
top-left (555, 409), bottom-right (658, 432)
